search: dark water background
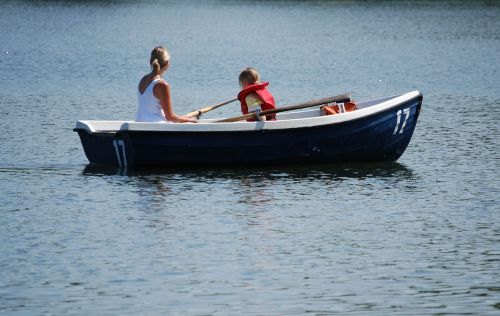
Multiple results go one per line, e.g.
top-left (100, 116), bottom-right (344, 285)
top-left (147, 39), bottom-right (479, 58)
top-left (1, 0), bottom-right (499, 315)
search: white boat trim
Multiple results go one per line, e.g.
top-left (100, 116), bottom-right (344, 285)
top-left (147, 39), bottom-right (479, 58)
top-left (75, 91), bottom-right (421, 133)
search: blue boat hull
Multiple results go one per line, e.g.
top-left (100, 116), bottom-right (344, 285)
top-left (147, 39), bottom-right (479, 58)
top-left (75, 94), bottom-right (422, 167)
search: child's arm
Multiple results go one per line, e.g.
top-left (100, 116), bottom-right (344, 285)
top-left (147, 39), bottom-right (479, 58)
top-left (245, 93), bottom-right (266, 121)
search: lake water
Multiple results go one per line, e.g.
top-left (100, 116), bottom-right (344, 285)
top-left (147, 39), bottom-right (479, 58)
top-left (1, 0), bottom-right (499, 315)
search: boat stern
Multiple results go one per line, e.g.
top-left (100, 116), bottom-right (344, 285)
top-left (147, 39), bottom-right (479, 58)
top-left (73, 121), bottom-right (127, 166)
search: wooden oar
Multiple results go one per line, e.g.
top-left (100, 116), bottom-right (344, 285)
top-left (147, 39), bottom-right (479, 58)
top-left (185, 98), bottom-right (238, 119)
top-left (215, 93), bottom-right (352, 123)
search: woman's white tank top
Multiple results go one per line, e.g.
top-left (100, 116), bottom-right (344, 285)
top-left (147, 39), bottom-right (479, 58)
top-left (135, 78), bottom-right (168, 122)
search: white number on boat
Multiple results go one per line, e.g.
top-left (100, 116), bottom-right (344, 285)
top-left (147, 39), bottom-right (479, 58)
top-left (393, 108), bottom-right (411, 135)
top-left (113, 139), bottom-right (128, 167)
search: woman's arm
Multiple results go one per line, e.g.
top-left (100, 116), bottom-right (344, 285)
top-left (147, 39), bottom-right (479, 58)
top-left (154, 81), bottom-right (197, 123)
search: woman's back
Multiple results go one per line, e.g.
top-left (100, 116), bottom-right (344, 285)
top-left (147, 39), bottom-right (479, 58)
top-left (136, 77), bottom-right (167, 122)
top-left (135, 46), bottom-right (196, 123)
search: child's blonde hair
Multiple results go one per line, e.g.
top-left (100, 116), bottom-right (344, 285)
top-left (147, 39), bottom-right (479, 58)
top-left (150, 46), bottom-right (171, 74)
top-left (239, 67), bottom-right (261, 87)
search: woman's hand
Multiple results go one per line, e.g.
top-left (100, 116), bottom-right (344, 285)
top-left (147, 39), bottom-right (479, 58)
top-left (180, 115), bottom-right (198, 123)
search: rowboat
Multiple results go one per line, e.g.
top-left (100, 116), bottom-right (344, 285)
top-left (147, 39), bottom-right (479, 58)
top-left (74, 91), bottom-right (423, 167)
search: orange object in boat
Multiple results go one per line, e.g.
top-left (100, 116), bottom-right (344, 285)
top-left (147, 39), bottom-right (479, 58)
top-left (321, 101), bottom-right (357, 115)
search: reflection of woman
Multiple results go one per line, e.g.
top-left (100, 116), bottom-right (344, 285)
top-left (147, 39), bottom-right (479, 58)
top-left (136, 46), bottom-right (197, 123)
top-left (238, 174), bottom-right (273, 207)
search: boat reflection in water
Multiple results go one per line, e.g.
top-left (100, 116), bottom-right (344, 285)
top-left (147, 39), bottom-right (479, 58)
top-left (82, 161), bottom-right (417, 185)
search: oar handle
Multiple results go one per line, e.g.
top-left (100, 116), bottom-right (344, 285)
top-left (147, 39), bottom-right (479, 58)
top-left (216, 93), bottom-right (352, 123)
top-left (185, 98), bottom-right (238, 118)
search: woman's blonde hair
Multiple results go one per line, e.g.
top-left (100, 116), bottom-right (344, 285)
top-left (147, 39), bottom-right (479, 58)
top-left (239, 67), bottom-right (261, 87)
top-left (150, 46), bottom-right (171, 74)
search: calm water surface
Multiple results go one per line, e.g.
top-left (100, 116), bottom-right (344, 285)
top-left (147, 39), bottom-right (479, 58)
top-left (0, 1), bottom-right (499, 315)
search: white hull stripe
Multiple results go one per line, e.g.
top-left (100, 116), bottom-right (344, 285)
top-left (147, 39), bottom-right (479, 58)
top-left (113, 140), bottom-right (127, 167)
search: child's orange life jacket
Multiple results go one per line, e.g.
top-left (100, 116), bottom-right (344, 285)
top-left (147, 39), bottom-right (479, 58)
top-left (238, 82), bottom-right (277, 121)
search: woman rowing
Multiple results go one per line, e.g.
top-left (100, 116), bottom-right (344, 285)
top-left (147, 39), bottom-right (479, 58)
top-left (136, 46), bottom-right (197, 123)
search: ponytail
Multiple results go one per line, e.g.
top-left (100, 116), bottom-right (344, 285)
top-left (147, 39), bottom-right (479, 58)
top-left (149, 46), bottom-right (171, 74)
top-left (151, 58), bottom-right (161, 74)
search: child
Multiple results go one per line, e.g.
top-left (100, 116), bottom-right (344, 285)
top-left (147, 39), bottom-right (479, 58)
top-left (136, 46), bottom-right (197, 123)
top-left (237, 68), bottom-right (277, 122)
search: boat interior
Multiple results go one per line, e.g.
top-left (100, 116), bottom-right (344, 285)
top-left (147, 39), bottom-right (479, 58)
top-left (75, 93), bottom-right (411, 133)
